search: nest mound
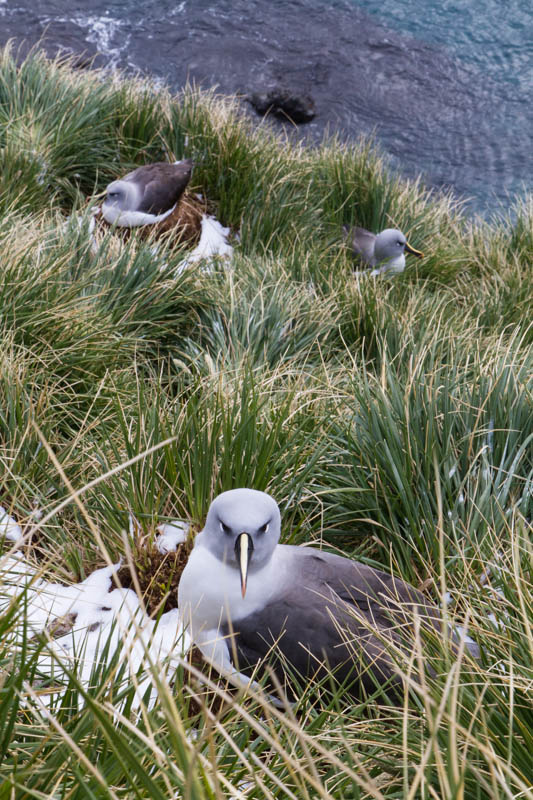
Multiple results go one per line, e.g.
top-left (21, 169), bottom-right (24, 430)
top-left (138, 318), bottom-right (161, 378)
top-left (93, 192), bottom-right (208, 249)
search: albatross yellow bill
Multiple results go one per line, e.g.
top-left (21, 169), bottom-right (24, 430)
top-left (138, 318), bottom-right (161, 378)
top-left (235, 532), bottom-right (253, 598)
top-left (404, 240), bottom-right (424, 258)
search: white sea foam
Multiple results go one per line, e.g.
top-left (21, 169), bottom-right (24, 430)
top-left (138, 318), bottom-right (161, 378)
top-left (42, 13), bottom-right (131, 66)
top-left (74, 14), bottom-right (129, 64)
top-left (168, 1), bottom-right (186, 16)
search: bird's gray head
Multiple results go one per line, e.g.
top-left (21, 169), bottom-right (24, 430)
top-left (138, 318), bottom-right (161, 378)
top-left (102, 178), bottom-right (140, 216)
top-left (374, 228), bottom-right (423, 265)
top-left (201, 488), bottom-right (281, 597)
top-left (374, 228), bottom-right (407, 263)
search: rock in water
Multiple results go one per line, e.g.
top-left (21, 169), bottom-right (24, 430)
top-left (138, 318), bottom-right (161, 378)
top-left (248, 87), bottom-right (316, 123)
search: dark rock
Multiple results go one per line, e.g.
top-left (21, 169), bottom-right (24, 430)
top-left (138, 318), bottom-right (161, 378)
top-left (248, 87), bottom-right (316, 124)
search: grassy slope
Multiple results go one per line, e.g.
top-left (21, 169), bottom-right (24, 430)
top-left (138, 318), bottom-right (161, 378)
top-left (0, 46), bottom-right (532, 799)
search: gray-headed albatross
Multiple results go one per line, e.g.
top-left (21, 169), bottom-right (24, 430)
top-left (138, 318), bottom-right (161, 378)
top-left (347, 226), bottom-right (424, 275)
top-left (178, 488), bottom-right (474, 702)
top-left (102, 159), bottom-right (194, 227)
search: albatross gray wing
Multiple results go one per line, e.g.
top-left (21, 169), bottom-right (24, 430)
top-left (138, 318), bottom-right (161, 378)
top-left (221, 547), bottom-right (438, 700)
top-left (127, 161), bottom-right (194, 215)
top-left (349, 227), bottom-right (377, 266)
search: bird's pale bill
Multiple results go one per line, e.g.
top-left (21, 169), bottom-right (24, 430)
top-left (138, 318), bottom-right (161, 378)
top-left (404, 241), bottom-right (424, 258)
top-left (235, 532), bottom-right (253, 598)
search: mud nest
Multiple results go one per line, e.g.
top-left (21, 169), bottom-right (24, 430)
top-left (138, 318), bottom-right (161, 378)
top-left (115, 529), bottom-right (194, 617)
top-left (92, 192), bottom-right (210, 249)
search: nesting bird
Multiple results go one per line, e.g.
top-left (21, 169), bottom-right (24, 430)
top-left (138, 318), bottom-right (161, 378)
top-left (178, 489), bottom-right (472, 702)
top-left (99, 159), bottom-right (203, 244)
top-left (346, 226), bottom-right (424, 275)
top-left (102, 160), bottom-right (193, 226)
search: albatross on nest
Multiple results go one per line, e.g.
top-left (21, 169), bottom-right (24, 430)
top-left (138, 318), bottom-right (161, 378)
top-left (102, 160), bottom-right (194, 227)
top-left (178, 489), bottom-right (474, 702)
top-left (98, 159), bottom-right (206, 247)
top-left (346, 226), bottom-right (424, 276)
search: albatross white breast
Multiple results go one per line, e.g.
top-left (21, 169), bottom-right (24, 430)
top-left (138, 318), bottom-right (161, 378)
top-left (178, 488), bottom-right (476, 702)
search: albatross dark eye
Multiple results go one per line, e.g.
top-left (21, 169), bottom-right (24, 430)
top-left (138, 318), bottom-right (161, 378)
top-left (220, 521), bottom-right (231, 534)
top-left (257, 522), bottom-right (269, 534)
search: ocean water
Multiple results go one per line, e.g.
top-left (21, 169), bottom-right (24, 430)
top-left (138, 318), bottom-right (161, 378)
top-left (0, 0), bottom-right (531, 216)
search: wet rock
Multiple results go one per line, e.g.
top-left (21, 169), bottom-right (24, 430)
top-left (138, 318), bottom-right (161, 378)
top-left (248, 87), bottom-right (316, 124)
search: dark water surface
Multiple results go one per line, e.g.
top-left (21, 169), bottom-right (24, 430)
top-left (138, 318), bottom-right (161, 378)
top-left (1, 0), bottom-right (531, 215)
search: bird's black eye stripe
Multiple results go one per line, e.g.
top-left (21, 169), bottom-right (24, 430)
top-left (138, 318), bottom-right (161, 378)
top-left (220, 521), bottom-right (231, 534)
top-left (257, 522), bottom-right (270, 534)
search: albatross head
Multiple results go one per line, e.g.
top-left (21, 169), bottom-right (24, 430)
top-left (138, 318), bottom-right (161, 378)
top-left (101, 178), bottom-right (141, 224)
top-left (374, 228), bottom-right (424, 267)
top-left (201, 488), bottom-right (281, 598)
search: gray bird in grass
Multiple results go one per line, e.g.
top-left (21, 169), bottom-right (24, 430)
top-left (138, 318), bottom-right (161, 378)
top-left (101, 159), bottom-right (194, 227)
top-left (178, 489), bottom-right (475, 702)
top-left (346, 226), bottom-right (424, 275)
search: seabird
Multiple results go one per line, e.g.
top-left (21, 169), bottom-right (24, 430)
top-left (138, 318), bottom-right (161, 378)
top-left (101, 160), bottom-right (194, 227)
top-left (178, 489), bottom-right (471, 702)
top-left (346, 226), bottom-right (424, 275)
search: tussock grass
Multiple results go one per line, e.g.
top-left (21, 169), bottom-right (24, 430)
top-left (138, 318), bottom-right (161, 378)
top-left (0, 46), bottom-right (532, 798)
